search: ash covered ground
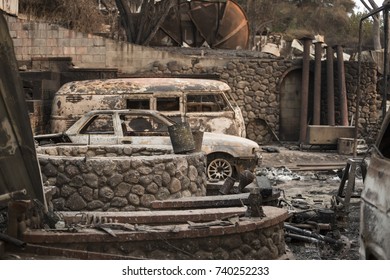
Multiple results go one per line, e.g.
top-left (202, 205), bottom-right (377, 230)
top-left (260, 145), bottom-right (362, 260)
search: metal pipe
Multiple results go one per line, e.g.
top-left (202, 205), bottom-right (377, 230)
top-left (313, 41), bottom-right (322, 125)
top-left (383, 6), bottom-right (389, 118)
top-left (299, 37), bottom-right (312, 144)
top-left (336, 45), bottom-right (349, 126)
top-left (285, 232), bottom-right (323, 244)
top-left (0, 189), bottom-right (27, 203)
top-left (284, 223), bottom-right (342, 245)
top-left (326, 46), bottom-right (335, 126)
top-left (0, 233), bottom-right (26, 247)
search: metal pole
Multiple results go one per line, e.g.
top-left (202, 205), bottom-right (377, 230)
top-left (354, 18), bottom-right (363, 158)
top-left (326, 46), bottom-right (335, 126)
top-left (299, 37), bottom-right (312, 144)
top-left (336, 45), bottom-right (349, 126)
top-left (313, 41), bottom-right (322, 125)
top-left (383, 6), bottom-right (389, 118)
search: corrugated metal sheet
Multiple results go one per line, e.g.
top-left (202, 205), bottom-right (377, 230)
top-left (0, 0), bottom-right (18, 16)
top-left (0, 13), bottom-right (45, 204)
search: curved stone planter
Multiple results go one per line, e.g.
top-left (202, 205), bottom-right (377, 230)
top-left (21, 207), bottom-right (288, 260)
top-left (30, 145), bottom-right (289, 260)
top-left (37, 145), bottom-right (208, 211)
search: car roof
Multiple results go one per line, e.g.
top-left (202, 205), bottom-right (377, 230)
top-left (86, 109), bottom-right (163, 115)
top-left (56, 78), bottom-right (231, 95)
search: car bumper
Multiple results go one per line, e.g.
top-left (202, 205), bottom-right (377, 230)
top-left (234, 152), bottom-right (262, 174)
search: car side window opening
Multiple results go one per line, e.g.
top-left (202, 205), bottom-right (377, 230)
top-left (156, 97), bottom-right (180, 111)
top-left (186, 93), bottom-right (228, 112)
top-left (80, 114), bottom-right (114, 134)
top-left (120, 114), bottom-right (169, 136)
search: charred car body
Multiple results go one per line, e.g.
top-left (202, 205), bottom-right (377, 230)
top-left (36, 109), bottom-right (261, 181)
top-left (359, 109), bottom-right (390, 259)
top-left (50, 78), bottom-right (246, 138)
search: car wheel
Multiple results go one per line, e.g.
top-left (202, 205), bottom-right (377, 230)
top-left (207, 156), bottom-right (234, 181)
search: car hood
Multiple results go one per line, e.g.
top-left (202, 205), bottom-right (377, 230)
top-left (203, 132), bottom-right (259, 147)
top-left (201, 132), bottom-right (260, 157)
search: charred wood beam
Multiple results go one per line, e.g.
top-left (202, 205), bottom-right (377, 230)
top-left (299, 37), bottom-right (312, 143)
top-left (313, 41), bottom-right (322, 125)
top-left (59, 207), bottom-right (247, 225)
top-left (326, 46), bottom-right (335, 126)
top-left (335, 45), bottom-right (349, 126)
top-left (150, 193), bottom-right (250, 210)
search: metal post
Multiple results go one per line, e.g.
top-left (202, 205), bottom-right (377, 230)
top-left (383, 6), bottom-right (389, 118)
top-left (313, 40), bottom-right (322, 125)
top-left (299, 37), bottom-right (312, 144)
top-left (336, 45), bottom-right (349, 126)
top-left (326, 46), bottom-right (335, 126)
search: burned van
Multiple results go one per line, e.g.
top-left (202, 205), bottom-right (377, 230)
top-left (359, 110), bottom-right (390, 259)
top-left (50, 78), bottom-right (246, 137)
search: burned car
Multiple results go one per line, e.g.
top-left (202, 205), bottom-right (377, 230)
top-left (359, 109), bottom-right (390, 259)
top-left (49, 78), bottom-right (246, 138)
top-left (35, 109), bottom-right (261, 181)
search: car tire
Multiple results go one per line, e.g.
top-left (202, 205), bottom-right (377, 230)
top-left (206, 154), bottom-right (235, 181)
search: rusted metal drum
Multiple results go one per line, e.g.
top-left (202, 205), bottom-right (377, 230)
top-left (219, 176), bottom-right (236, 195)
top-left (238, 170), bottom-right (255, 192)
top-left (168, 122), bottom-right (195, 154)
top-left (192, 129), bottom-right (204, 152)
top-left (151, 0), bottom-right (249, 50)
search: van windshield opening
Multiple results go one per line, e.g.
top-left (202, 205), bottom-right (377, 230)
top-left (127, 99), bottom-right (150, 109)
top-left (186, 93), bottom-right (228, 112)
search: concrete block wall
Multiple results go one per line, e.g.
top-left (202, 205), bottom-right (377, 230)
top-left (4, 14), bottom-right (201, 74)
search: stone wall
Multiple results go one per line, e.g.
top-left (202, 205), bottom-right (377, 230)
top-left (345, 62), bottom-right (380, 144)
top-left (20, 206), bottom-right (289, 260)
top-left (143, 59), bottom-right (379, 144)
top-left (37, 145), bottom-right (208, 211)
top-left (46, 220), bottom-right (286, 260)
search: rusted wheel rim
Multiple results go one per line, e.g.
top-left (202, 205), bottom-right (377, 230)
top-left (207, 158), bottom-right (233, 180)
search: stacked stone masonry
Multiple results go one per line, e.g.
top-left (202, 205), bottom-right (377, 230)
top-left (43, 222), bottom-right (286, 260)
top-left (146, 59), bottom-right (380, 144)
top-left (37, 145), bottom-right (208, 212)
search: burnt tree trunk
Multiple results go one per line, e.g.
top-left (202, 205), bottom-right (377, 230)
top-left (115, 0), bottom-right (177, 45)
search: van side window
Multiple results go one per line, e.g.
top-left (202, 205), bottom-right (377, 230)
top-left (379, 123), bottom-right (390, 158)
top-left (80, 114), bottom-right (114, 134)
top-left (127, 99), bottom-right (150, 109)
top-left (156, 97), bottom-right (180, 111)
top-left (186, 94), bottom-right (227, 112)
